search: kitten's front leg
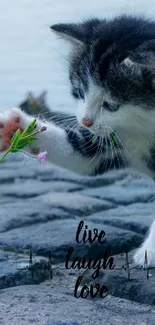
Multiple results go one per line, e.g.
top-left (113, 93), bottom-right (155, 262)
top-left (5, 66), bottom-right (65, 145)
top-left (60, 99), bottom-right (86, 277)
top-left (134, 220), bottom-right (155, 267)
top-left (0, 107), bottom-right (105, 175)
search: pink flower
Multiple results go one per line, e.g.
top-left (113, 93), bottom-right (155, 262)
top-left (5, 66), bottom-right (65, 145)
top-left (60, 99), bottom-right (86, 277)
top-left (36, 151), bottom-right (48, 163)
top-left (39, 126), bottom-right (47, 132)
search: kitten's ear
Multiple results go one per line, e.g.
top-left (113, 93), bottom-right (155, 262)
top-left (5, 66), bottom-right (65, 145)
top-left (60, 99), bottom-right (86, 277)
top-left (122, 57), bottom-right (151, 75)
top-left (27, 92), bottom-right (36, 104)
top-left (122, 57), bottom-right (155, 89)
top-left (122, 58), bottom-right (142, 73)
top-left (122, 58), bottom-right (135, 68)
top-left (50, 19), bottom-right (101, 45)
top-left (38, 91), bottom-right (47, 104)
top-left (50, 23), bottom-right (84, 45)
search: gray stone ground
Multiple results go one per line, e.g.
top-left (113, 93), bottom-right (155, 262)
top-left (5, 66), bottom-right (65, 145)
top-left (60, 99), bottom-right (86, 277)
top-left (1, 154), bottom-right (155, 324)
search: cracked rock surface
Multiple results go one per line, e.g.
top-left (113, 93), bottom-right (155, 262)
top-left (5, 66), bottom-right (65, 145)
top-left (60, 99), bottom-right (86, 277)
top-left (0, 155), bottom-right (155, 324)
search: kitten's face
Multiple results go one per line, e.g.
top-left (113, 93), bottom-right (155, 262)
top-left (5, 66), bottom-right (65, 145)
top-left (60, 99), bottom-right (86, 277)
top-left (71, 63), bottom-right (154, 138)
top-left (74, 78), bottom-right (120, 135)
top-left (51, 16), bottom-right (155, 138)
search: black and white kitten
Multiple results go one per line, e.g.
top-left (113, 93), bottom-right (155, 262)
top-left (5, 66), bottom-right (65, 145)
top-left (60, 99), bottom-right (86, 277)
top-left (1, 15), bottom-right (155, 266)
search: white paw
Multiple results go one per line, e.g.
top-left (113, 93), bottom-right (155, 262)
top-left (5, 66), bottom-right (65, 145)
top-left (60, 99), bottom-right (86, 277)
top-left (134, 246), bottom-right (155, 267)
top-left (134, 220), bottom-right (155, 267)
top-left (0, 107), bottom-right (32, 151)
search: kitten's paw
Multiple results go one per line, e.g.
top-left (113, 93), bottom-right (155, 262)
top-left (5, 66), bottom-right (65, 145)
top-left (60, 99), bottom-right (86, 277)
top-left (134, 245), bottom-right (155, 267)
top-left (134, 220), bottom-right (155, 267)
top-left (0, 107), bottom-right (32, 151)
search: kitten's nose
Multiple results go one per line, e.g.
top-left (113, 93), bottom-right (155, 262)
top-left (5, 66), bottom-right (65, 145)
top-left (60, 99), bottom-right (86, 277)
top-left (82, 119), bottom-right (93, 127)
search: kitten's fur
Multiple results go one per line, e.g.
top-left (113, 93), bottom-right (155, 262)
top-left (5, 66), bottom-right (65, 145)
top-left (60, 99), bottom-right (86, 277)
top-left (3, 14), bottom-right (155, 266)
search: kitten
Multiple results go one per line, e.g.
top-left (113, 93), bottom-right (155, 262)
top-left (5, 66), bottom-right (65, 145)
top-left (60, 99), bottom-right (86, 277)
top-left (19, 91), bottom-right (82, 128)
top-left (1, 14), bottom-right (155, 266)
top-left (19, 91), bottom-right (48, 116)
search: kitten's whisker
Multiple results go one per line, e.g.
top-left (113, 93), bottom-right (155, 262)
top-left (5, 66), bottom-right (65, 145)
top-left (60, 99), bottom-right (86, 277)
top-left (105, 125), bottom-right (132, 166)
top-left (76, 136), bottom-right (98, 152)
top-left (84, 137), bottom-right (102, 170)
top-left (49, 117), bottom-right (77, 126)
top-left (100, 108), bottom-right (109, 172)
top-left (66, 121), bottom-right (81, 138)
top-left (105, 131), bottom-right (114, 171)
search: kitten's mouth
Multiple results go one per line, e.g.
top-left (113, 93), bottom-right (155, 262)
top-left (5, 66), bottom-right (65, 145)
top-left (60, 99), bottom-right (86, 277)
top-left (80, 118), bottom-right (111, 137)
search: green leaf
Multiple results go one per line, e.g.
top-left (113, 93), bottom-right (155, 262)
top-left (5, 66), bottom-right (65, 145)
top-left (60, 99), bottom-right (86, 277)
top-left (14, 143), bottom-right (31, 150)
top-left (26, 136), bottom-right (37, 142)
top-left (18, 136), bottom-right (37, 145)
top-left (10, 129), bottom-right (21, 147)
top-left (92, 135), bottom-right (97, 143)
top-left (21, 119), bottom-right (37, 137)
top-left (0, 119), bottom-right (39, 163)
top-left (15, 138), bottom-right (37, 150)
top-left (10, 149), bottom-right (19, 153)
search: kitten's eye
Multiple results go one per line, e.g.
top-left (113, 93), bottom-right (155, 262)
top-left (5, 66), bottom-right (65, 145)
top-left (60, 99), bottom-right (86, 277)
top-left (78, 89), bottom-right (85, 101)
top-left (102, 101), bottom-right (119, 112)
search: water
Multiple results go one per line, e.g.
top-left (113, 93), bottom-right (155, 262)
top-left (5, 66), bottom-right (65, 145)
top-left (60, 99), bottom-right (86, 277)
top-left (0, 0), bottom-right (155, 113)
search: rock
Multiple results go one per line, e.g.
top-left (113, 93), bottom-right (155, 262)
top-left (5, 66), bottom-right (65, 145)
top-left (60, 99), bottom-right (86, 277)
top-left (0, 249), bottom-right (51, 289)
top-left (0, 180), bottom-right (84, 199)
top-left (81, 185), bottom-right (155, 205)
top-left (0, 219), bottom-right (142, 262)
top-left (37, 165), bottom-right (132, 187)
top-left (79, 249), bottom-right (155, 305)
top-left (0, 155), bottom-right (155, 321)
top-left (33, 192), bottom-right (115, 215)
top-left (0, 201), bottom-right (74, 233)
top-left (87, 202), bottom-right (155, 235)
top-left (0, 284), bottom-right (155, 325)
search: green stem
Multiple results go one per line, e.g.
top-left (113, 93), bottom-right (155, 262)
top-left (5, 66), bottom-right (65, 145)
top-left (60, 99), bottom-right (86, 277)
top-left (0, 130), bottom-right (38, 162)
top-left (0, 147), bottom-right (12, 162)
top-left (0, 122), bottom-right (45, 163)
top-left (19, 149), bottom-right (36, 158)
top-left (20, 128), bottom-right (43, 141)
